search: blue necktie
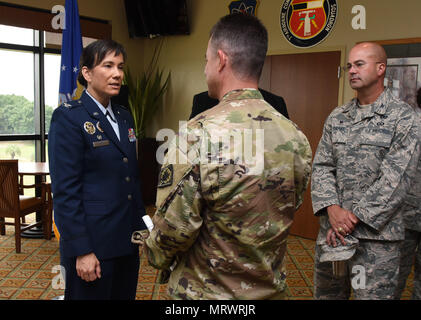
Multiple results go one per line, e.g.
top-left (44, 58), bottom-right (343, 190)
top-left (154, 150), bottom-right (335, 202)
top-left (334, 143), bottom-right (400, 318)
top-left (105, 110), bottom-right (116, 123)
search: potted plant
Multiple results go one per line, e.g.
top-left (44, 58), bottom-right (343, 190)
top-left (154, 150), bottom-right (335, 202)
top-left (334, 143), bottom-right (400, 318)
top-left (124, 40), bottom-right (170, 205)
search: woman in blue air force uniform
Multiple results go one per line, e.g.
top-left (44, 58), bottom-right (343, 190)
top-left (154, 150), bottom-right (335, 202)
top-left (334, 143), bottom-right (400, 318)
top-left (48, 40), bottom-right (146, 300)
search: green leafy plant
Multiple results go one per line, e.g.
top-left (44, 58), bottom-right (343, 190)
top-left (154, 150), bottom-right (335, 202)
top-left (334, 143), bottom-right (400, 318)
top-left (124, 40), bottom-right (170, 139)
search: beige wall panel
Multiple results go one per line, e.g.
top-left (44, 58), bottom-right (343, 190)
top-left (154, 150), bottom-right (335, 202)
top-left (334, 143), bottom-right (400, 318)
top-left (6, 0), bottom-right (421, 136)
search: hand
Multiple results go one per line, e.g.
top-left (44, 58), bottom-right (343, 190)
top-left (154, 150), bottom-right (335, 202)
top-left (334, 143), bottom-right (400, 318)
top-left (348, 212), bottom-right (360, 225)
top-left (327, 204), bottom-right (358, 237)
top-left (76, 252), bottom-right (101, 282)
top-left (326, 228), bottom-right (346, 247)
top-left (131, 230), bottom-right (150, 245)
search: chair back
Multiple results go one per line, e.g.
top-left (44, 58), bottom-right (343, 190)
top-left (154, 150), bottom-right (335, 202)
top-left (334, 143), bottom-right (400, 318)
top-left (0, 160), bottom-right (20, 217)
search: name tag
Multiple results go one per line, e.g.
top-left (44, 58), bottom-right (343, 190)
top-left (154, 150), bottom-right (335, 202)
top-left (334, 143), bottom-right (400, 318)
top-left (93, 140), bottom-right (110, 148)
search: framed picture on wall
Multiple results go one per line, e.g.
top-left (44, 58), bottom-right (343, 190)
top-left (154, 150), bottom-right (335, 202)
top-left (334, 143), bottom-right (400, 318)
top-left (386, 57), bottom-right (421, 108)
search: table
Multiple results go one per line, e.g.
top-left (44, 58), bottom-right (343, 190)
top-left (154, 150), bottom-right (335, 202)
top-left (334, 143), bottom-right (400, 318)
top-left (18, 162), bottom-right (49, 176)
top-left (18, 162), bottom-right (54, 239)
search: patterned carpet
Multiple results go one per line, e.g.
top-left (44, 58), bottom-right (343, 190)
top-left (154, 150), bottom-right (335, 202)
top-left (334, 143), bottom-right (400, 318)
top-left (0, 212), bottom-right (414, 300)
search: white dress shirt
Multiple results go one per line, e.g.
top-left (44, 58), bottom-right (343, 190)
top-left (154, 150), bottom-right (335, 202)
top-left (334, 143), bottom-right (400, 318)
top-left (85, 90), bottom-right (120, 141)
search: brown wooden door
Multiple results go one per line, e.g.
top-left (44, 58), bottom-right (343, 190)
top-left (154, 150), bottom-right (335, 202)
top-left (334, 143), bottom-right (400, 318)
top-left (260, 51), bottom-right (341, 240)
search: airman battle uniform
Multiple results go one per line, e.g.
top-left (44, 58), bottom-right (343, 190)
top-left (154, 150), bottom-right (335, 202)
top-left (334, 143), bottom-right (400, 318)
top-left (396, 108), bottom-right (421, 300)
top-left (312, 89), bottom-right (419, 299)
top-left (145, 89), bottom-right (312, 299)
top-left (49, 90), bottom-right (146, 299)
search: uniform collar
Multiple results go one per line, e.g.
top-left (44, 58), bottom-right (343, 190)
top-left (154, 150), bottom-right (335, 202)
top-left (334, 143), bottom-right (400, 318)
top-left (343, 89), bottom-right (390, 123)
top-left (81, 90), bottom-right (130, 155)
top-left (84, 90), bottom-right (116, 119)
top-left (220, 88), bottom-right (263, 102)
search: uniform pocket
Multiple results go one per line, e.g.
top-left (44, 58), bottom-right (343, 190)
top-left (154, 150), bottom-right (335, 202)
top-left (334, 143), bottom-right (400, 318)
top-left (332, 126), bottom-right (347, 144)
top-left (331, 127), bottom-right (347, 161)
top-left (359, 129), bottom-right (392, 148)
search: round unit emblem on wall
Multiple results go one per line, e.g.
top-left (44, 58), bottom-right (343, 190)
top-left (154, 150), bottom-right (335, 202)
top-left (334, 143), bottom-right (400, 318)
top-left (280, 0), bottom-right (338, 48)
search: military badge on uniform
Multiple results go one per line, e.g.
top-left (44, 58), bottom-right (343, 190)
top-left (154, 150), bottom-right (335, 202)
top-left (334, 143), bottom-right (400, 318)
top-left (158, 164), bottom-right (173, 188)
top-left (96, 121), bottom-right (104, 133)
top-left (128, 128), bottom-right (136, 142)
top-left (84, 122), bottom-right (96, 135)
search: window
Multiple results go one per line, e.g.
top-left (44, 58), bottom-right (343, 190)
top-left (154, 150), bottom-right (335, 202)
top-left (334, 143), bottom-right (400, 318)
top-left (0, 24), bottom-right (61, 165)
top-left (0, 2), bottom-right (111, 165)
top-left (0, 2), bottom-right (110, 164)
top-left (44, 53), bottom-right (61, 132)
top-left (0, 24), bottom-right (33, 46)
top-left (0, 48), bottom-right (36, 135)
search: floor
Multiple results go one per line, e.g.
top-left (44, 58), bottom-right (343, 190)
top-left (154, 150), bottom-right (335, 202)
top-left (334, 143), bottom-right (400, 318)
top-left (0, 212), bottom-right (415, 300)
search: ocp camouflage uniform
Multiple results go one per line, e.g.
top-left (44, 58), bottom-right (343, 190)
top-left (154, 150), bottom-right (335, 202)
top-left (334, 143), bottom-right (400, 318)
top-left (311, 89), bottom-right (419, 299)
top-left (145, 89), bottom-right (312, 300)
top-left (395, 108), bottom-right (421, 300)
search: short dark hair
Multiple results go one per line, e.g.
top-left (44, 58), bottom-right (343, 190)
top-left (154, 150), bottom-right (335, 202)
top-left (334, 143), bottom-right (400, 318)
top-left (209, 13), bottom-right (268, 81)
top-left (417, 87), bottom-right (421, 109)
top-left (78, 39), bottom-right (127, 87)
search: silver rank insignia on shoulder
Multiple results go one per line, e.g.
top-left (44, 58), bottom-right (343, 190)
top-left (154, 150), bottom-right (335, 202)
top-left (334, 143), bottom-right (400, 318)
top-left (63, 102), bottom-right (71, 108)
top-left (84, 122), bottom-right (96, 135)
top-left (93, 112), bottom-right (100, 116)
top-left (96, 122), bottom-right (104, 133)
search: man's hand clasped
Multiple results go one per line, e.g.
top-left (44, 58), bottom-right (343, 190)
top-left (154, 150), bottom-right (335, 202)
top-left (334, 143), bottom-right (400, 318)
top-left (76, 252), bottom-right (102, 282)
top-left (326, 204), bottom-right (360, 246)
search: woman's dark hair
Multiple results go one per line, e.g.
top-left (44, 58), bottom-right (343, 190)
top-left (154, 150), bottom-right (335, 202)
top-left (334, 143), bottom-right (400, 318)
top-left (77, 39), bottom-right (127, 87)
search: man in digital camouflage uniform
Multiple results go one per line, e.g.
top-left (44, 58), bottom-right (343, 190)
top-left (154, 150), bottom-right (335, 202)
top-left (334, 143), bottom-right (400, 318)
top-left (142, 13), bottom-right (312, 300)
top-left (395, 88), bottom-right (421, 300)
top-left (312, 42), bottom-right (420, 300)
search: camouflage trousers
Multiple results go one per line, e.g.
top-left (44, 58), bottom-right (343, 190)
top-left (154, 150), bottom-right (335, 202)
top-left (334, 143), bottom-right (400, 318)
top-left (395, 229), bottom-right (421, 300)
top-left (314, 239), bottom-right (401, 300)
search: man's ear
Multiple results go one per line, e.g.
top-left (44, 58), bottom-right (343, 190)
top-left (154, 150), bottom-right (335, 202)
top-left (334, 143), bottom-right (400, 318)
top-left (377, 62), bottom-right (386, 77)
top-left (217, 49), bottom-right (228, 72)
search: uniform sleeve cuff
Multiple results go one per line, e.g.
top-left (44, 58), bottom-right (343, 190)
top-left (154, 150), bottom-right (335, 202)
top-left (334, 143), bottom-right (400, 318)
top-left (145, 236), bottom-right (172, 270)
top-left (312, 201), bottom-right (339, 217)
top-left (353, 206), bottom-right (381, 232)
top-left (59, 235), bottom-right (94, 258)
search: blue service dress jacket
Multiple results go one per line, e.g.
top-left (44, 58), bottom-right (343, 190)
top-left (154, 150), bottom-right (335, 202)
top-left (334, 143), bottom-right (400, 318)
top-left (48, 90), bottom-right (146, 260)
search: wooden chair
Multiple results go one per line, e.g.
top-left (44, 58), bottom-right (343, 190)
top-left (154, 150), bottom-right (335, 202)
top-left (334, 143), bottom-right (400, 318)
top-left (0, 160), bottom-right (51, 253)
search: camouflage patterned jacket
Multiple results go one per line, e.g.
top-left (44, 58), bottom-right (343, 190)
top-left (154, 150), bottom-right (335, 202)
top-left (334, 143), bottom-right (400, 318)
top-left (402, 109), bottom-right (421, 232)
top-left (312, 89), bottom-right (419, 241)
top-left (145, 89), bottom-right (312, 299)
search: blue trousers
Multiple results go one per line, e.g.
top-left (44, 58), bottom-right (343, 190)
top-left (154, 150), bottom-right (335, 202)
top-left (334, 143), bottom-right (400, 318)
top-left (61, 253), bottom-right (140, 300)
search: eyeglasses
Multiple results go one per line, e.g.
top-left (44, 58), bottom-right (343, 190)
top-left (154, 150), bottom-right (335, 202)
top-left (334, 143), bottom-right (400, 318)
top-left (342, 61), bottom-right (384, 72)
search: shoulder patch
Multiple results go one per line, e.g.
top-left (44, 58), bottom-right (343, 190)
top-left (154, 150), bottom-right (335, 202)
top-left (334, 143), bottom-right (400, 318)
top-left (158, 164), bottom-right (173, 188)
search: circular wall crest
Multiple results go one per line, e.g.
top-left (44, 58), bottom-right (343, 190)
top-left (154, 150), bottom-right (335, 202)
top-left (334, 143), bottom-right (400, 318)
top-left (280, 0), bottom-right (338, 48)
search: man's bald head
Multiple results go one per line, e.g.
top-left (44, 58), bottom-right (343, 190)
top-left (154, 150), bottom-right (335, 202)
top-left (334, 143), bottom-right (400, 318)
top-left (351, 42), bottom-right (387, 64)
top-left (347, 42), bottom-right (388, 99)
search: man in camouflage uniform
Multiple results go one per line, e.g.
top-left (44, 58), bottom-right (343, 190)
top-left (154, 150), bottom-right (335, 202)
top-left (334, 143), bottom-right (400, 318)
top-left (395, 88), bottom-right (421, 300)
top-left (142, 13), bottom-right (312, 299)
top-left (312, 42), bottom-right (420, 299)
